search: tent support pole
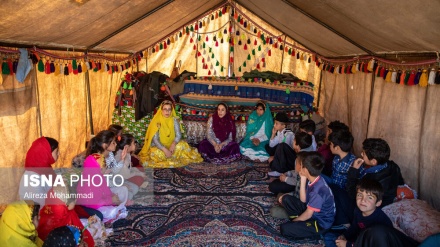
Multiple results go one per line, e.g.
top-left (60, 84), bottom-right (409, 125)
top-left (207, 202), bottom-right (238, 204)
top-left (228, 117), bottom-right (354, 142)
top-left (279, 35), bottom-right (286, 74)
top-left (196, 28), bottom-right (199, 76)
top-left (85, 70), bottom-right (94, 135)
top-left (365, 73), bottom-right (376, 138)
top-left (33, 67), bottom-right (43, 136)
top-left (317, 69), bottom-right (323, 108)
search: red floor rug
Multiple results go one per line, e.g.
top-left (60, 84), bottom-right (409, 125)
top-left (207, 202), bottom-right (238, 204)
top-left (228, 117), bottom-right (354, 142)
top-left (105, 160), bottom-right (324, 246)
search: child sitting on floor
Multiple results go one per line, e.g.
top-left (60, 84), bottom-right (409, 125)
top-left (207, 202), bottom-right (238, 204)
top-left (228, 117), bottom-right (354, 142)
top-left (268, 132), bottom-right (314, 195)
top-left (334, 178), bottom-right (393, 247)
top-left (299, 119), bottom-right (317, 151)
top-left (274, 152), bottom-right (335, 240)
top-left (318, 121), bottom-right (349, 177)
top-left (326, 130), bottom-right (356, 189)
top-left (265, 112), bottom-right (294, 164)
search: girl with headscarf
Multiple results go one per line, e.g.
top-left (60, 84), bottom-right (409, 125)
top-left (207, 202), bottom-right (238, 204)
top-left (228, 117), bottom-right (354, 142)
top-left (138, 100), bottom-right (203, 168)
top-left (198, 102), bottom-right (242, 164)
top-left (240, 101), bottom-right (274, 162)
top-left (19, 137), bottom-right (60, 207)
top-left (0, 200), bottom-right (43, 246)
top-left (38, 180), bottom-right (94, 247)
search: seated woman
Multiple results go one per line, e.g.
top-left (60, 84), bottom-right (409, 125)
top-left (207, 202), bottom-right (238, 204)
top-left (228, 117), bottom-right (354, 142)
top-left (239, 101), bottom-right (273, 162)
top-left (19, 136), bottom-right (60, 207)
top-left (37, 182), bottom-right (94, 247)
top-left (138, 100), bottom-right (203, 168)
top-left (198, 102), bottom-right (242, 164)
top-left (0, 200), bottom-right (42, 246)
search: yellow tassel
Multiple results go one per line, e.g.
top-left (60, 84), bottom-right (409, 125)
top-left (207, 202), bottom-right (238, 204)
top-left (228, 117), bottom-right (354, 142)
top-left (247, 24), bottom-right (251, 31)
top-left (319, 63), bottom-right (324, 70)
top-left (367, 59), bottom-right (373, 71)
top-left (171, 36), bottom-right (175, 43)
top-left (235, 85), bottom-right (238, 90)
top-left (419, 69), bottom-right (428, 87)
top-left (54, 62), bottom-right (60, 76)
top-left (385, 69), bottom-right (392, 82)
top-left (300, 53), bottom-right (304, 60)
top-left (351, 64), bottom-right (356, 73)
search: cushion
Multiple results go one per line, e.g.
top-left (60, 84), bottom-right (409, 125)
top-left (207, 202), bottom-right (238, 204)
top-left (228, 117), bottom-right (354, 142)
top-left (382, 199), bottom-right (440, 243)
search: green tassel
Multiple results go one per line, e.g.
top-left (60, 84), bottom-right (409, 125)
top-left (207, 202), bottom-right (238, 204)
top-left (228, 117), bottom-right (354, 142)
top-left (286, 88), bottom-right (290, 94)
top-left (288, 48), bottom-right (292, 55)
top-left (116, 91), bottom-right (121, 95)
top-left (2, 61), bottom-right (10, 74)
top-left (261, 34), bottom-right (265, 41)
top-left (230, 46), bottom-right (234, 52)
top-left (216, 61), bottom-right (219, 66)
top-left (258, 46), bottom-right (261, 51)
top-left (221, 66), bottom-right (224, 72)
top-left (209, 47), bottom-right (212, 53)
top-left (38, 59), bottom-right (44, 72)
top-left (160, 43), bottom-right (163, 50)
top-left (198, 35), bottom-right (201, 41)
top-left (237, 16), bottom-right (241, 22)
top-left (123, 81), bottom-right (128, 89)
top-left (238, 66), bottom-right (241, 72)
top-left (190, 25), bottom-right (194, 32)
top-left (211, 53), bottom-right (214, 59)
top-left (243, 61), bottom-right (246, 67)
top-left (186, 26), bottom-right (189, 34)
top-left (219, 10), bottom-right (222, 17)
top-left (252, 49), bottom-right (255, 55)
top-left (404, 71), bottom-right (410, 85)
top-left (247, 54), bottom-right (251, 60)
top-left (203, 42), bottom-right (206, 48)
top-left (72, 59), bottom-right (78, 70)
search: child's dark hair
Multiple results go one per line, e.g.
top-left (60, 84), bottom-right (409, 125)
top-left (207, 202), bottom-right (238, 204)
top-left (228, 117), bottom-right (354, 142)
top-left (295, 132), bottom-right (313, 150)
top-left (297, 151), bottom-right (325, 177)
top-left (328, 120), bottom-right (349, 132)
top-left (299, 119), bottom-right (316, 134)
top-left (356, 178), bottom-right (384, 202)
top-left (108, 124), bottom-right (123, 134)
top-left (45, 137), bottom-right (59, 152)
top-left (86, 130), bottom-right (115, 156)
top-left (117, 133), bottom-right (135, 151)
top-left (328, 130), bottom-right (353, 152)
top-left (362, 138), bottom-right (390, 164)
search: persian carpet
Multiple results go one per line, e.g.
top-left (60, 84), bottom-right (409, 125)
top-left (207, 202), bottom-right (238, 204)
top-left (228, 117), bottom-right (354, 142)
top-left (105, 160), bottom-right (324, 246)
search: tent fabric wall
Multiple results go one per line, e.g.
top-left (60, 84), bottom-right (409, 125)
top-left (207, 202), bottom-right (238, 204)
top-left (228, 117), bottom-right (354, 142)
top-left (320, 72), bottom-right (440, 210)
top-left (0, 73), bottom-right (39, 211)
top-left (319, 72), bottom-right (372, 154)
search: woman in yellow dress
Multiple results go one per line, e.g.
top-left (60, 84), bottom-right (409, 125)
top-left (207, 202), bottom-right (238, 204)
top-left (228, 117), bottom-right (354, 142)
top-left (138, 100), bottom-right (203, 168)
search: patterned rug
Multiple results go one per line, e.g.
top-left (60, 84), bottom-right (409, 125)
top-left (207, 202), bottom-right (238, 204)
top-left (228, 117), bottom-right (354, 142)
top-left (105, 160), bottom-right (324, 246)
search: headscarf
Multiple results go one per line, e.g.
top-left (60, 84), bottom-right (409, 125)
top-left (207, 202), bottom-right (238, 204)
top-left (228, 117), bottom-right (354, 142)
top-left (38, 181), bottom-right (95, 247)
top-left (212, 102), bottom-right (236, 142)
top-left (25, 137), bottom-right (57, 179)
top-left (0, 200), bottom-right (41, 246)
top-left (139, 100), bottom-right (180, 156)
top-left (244, 101), bottom-right (273, 143)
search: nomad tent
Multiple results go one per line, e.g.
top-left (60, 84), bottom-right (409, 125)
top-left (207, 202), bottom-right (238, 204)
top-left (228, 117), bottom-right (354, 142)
top-left (0, 0), bottom-right (439, 220)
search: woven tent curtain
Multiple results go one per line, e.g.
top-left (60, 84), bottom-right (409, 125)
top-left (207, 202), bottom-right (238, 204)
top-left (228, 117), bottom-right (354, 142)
top-left (0, 72), bottom-right (39, 211)
top-left (321, 73), bottom-right (440, 210)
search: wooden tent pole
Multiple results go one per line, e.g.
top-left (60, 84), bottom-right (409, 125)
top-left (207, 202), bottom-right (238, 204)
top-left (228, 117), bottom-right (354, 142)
top-left (317, 69), bottom-right (323, 108)
top-left (279, 35), bottom-right (286, 74)
top-left (33, 66), bottom-right (43, 136)
top-left (85, 69), bottom-right (94, 135)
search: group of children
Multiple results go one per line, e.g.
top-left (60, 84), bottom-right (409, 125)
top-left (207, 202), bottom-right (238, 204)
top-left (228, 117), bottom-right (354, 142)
top-left (263, 115), bottom-right (418, 246)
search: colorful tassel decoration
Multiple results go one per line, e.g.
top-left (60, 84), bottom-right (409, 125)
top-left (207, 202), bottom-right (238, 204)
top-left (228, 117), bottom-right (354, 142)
top-left (78, 63), bottom-right (82, 73)
top-left (428, 68), bottom-right (436, 85)
top-left (64, 64), bottom-right (69, 75)
top-left (44, 61), bottom-right (51, 74)
top-left (435, 69), bottom-right (440, 84)
top-left (419, 69), bottom-right (428, 87)
top-left (406, 70), bottom-right (414, 85)
top-left (50, 61), bottom-right (55, 73)
top-left (395, 70), bottom-right (402, 84)
top-left (268, 49), bottom-right (271, 56)
top-left (37, 59), bottom-right (44, 72)
top-left (414, 69), bottom-right (422, 85)
top-left (385, 69), bottom-right (392, 82)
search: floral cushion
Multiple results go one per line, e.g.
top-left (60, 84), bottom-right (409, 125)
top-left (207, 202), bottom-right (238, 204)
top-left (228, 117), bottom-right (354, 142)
top-left (382, 199), bottom-right (440, 243)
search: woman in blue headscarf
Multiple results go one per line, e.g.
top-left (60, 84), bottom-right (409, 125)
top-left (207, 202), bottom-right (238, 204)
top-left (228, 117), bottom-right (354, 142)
top-left (240, 101), bottom-right (274, 162)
